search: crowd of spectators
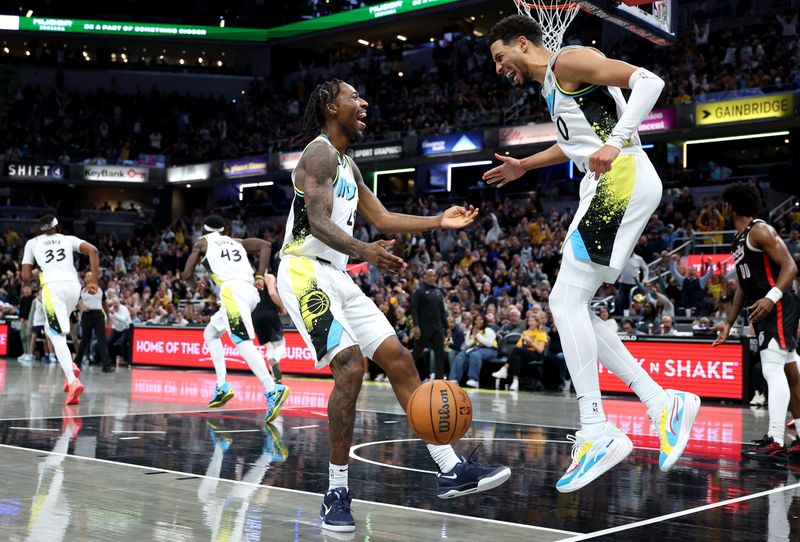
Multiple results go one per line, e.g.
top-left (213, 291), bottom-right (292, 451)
top-left (1, 178), bottom-right (798, 390)
top-left (2, 9), bottom-right (798, 165)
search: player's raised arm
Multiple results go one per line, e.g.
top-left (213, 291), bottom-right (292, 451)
top-left (78, 241), bottom-right (100, 293)
top-left (238, 238), bottom-right (272, 289)
top-left (747, 223), bottom-right (799, 323)
top-left (352, 158), bottom-right (477, 233)
top-left (300, 143), bottom-right (405, 274)
top-left (181, 237), bottom-right (208, 285)
top-left (483, 144), bottom-right (569, 187)
top-left (555, 48), bottom-right (664, 178)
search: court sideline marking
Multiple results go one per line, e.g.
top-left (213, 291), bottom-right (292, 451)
top-left (0, 443), bottom-right (580, 537)
top-left (560, 482), bottom-right (800, 540)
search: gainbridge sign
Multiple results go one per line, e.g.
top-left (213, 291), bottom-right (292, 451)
top-left (131, 326), bottom-right (330, 375)
top-left (695, 93), bottom-right (794, 126)
top-left (600, 340), bottom-right (743, 400)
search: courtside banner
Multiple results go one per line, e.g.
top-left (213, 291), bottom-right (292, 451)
top-left (0, 323), bottom-right (7, 356)
top-left (603, 398), bottom-right (742, 460)
top-left (130, 370), bottom-right (332, 417)
top-left (600, 340), bottom-right (743, 399)
top-left (131, 327), bottom-right (330, 375)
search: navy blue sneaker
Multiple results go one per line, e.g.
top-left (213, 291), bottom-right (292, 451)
top-left (320, 487), bottom-right (355, 532)
top-left (436, 448), bottom-right (512, 499)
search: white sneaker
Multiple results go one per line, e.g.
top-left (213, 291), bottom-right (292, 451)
top-left (647, 389), bottom-right (701, 472)
top-left (750, 391), bottom-right (762, 406)
top-left (753, 391), bottom-right (766, 406)
top-left (508, 379), bottom-right (519, 392)
top-left (465, 379), bottom-right (479, 389)
top-left (556, 422), bottom-right (633, 493)
top-left (491, 366), bottom-right (508, 379)
top-left (375, 374), bottom-right (387, 382)
top-left (423, 372), bottom-right (435, 382)
top-left (560, 379), bottom-right (572, 392)
top-left (48, 353), bottom-right (57, 363)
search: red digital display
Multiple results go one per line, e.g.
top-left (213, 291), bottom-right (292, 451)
top-left (684, 253), bottom-right (734, 275)
top-left (130, 369), bottom-right (333, 418)
top-left (0, 323), bottom-right (7, 356)
top-left (600, 340), bottom-right (743, 399)
top-left (131, 327), bottom-right (330, 375)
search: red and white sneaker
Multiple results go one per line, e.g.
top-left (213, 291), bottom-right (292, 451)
top-left (65, 379), bottom-right (84, 405)
top-left (63, 362), bottom-right (82, 393)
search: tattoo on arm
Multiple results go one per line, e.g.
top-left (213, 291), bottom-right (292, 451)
top-left (301, 144), bottom-right (369, 259)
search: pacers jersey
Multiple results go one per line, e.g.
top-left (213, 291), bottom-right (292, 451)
top-left (542, 46), bottom-right (643, 173)
top-left (280, 134), bottom-right (358, 270)
top-left (22, 234), bottom-right (83, 285)
top-left (732, 219), bottom-right (799, 350)
top-left (201, 231), bottom-right (254, 286)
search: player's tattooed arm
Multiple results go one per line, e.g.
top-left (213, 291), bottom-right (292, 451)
top-left (352, 158), bottom-right (477, 233)
top-left (300, 144), bottom-right (405, 274)
top-left (181, 237), bottom-right (207, 288)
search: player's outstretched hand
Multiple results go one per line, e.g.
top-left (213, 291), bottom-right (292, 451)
top-left (712, 322), bottom-right (731, 347)
top-left (441, 205), bottom-right (478, 229)
top-left (588, 145), bottom-right (620, 180)
top-left (364, 239), bottom-right (407, 275)
top-left (483, 153), bottom-right (525, 187)
top-left (749, 298), bottom-right (774, 323)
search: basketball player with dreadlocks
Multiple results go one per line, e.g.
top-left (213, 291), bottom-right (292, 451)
top-left (21, 215), bottom-right (99, 405)
top-left (181, 215), bottom-right (289, 424)
top-left (715, 182), bottom-right (800, 463)
top-left (279, 79), bottom-right (510, 533)
top-left (483, 16), bottom-right (700, 492)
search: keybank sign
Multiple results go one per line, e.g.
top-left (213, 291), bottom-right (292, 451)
top-left (6, 163), bottom-right (65, 180)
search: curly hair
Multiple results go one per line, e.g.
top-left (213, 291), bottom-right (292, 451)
top-left (203, 215), bottom-right (226, 232)
top-left (302, 78), bottom-right (343, 135)
top-left (722, 181), bottom-right (762, 217)
top-left (487, 14), bottom-right (543, 47)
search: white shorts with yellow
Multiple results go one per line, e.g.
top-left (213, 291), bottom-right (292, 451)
top-left (42, 281), bottom-right (81, 336)
top-left (208, 280), bottom-right (259, 344)
top-left (277, 255), bottom-right (394, 369)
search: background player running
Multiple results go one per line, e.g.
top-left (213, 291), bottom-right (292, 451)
top-left (20, 215), bottom-right (99, 405)
top-left (279, 79), bottom-right (510, 533)
top-left (715, 182), bottom-right (800, 462)
top-left (483, 15), bottom-right (700, 492)
top-left (181, 216), bottom-right (289, 424)
top-left (252, 272), bottom-right (287, 383)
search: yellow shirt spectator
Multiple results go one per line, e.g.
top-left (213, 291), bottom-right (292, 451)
top-left (517, 329), bottom-right (549, 352)
top-left (528, 220), bottom-right (552, 246)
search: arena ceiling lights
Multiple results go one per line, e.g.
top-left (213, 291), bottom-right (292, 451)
top-left (682, 131), bottom-right (790, 169)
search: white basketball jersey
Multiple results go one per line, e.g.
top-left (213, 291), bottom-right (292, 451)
top-left (280, 134), bottom-right (359, 270)
top-left (201, 232), bottom-right (254, 285)
top-left (542, 46), bottom-right (643, 174)
top-left (22, 233), bottom-right (83, 285)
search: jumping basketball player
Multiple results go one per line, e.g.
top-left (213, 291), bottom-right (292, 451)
top-left (20, 215), bottom-right (98, 405)
top-left (715, 182), bottom-right (800, 462)
top-left (484, 16), bottom-right (700, 491)
top-left (181, 216), bottom-right (289, 424)
top-left (279, 79), bottom-right (510, 533)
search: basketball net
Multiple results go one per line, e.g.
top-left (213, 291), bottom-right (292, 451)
top-left (513, 0), bottom-right (581, 52)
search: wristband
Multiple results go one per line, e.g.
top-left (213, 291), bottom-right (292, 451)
top-left (255, 274), bottom-right (265, 280)
top-left (765, 287), bottom-right (783, 304)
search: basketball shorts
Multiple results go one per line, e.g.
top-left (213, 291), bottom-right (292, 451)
top-left (253, 309), bottom-right (284, 344)
top-left (760, 338), bottom-right (800, 366)
top-left (277, 255), bottom-right (394, 369)
top-left (208, 280), bottom-right (259, 344)
top-left (754, 291), bottom-right (799, 353)
top-left (564, 152), bottom-right (662, 282)
top-left (42, 281), bottom-right (81, 336)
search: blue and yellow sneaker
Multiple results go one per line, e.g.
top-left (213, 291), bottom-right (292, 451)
top-left (263, 423), bottom-right (288, 462)
top-left (208, 382), bottom-right (235, 408)
top-left (206, 420), bottom-right (233, 451)
top-left (264, 384), bottom-right (290, 424)
top-left (647, 389), bottom-right (701, 471)
top-left (556, 422), bottom-right (633, 493)
top-left (320, 487), bottom-right (355, 533)
top-left (436, 447), bottom-right (511, 499)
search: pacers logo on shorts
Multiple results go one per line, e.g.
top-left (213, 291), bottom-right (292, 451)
top-left (299, 289), bottom-right (330, 330)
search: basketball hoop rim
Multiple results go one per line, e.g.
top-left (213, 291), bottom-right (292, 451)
top-left (514, 0), bottom-right (583, 11)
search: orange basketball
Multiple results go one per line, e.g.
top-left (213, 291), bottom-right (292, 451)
top-left (406, 380), bottom-right (473, 445)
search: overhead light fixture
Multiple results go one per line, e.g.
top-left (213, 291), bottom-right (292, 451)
top-left (2, 47), bottom-right (8, 54)
top-left (470, 16), bottom-right (476, 21)
top-left (473, 30), bottom-right (484, 37)
top-left (397, 34), bottom-right (407, 41)
top-left (219, 19), bottom-right (225, 28)
top-left (186, 184), bottom-right (192, 188)
top-left (179, 58), bottom-right (185, 64)
top-left (26, 9), bottom-right (33, 17)
top-left (217, 60), bottom-right (223, 67)
top-left (430, 37), bottom-right (435, 42)
top-left (682, 131), bottom-right (790, 168)
top-left (357, 39), bottom-right (369, 46)
top-left (197, 57), bottom-right (203, 63)
top-left (447, 161), bottom-right (492, 192)
top-left (398, 71), bottom-right (404, 77)
top-left (24, 50), bottom-right (30, 56)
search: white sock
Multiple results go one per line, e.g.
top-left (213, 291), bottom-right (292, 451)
top-left (591, 313), bottom-right (669, 412)
top-left (237, 340), bottom-right (276, 393)
top-left (761, 357), bottom-right (790, 446)
top-left (578, 391), bottom-right (606, 438)
top-left (329, 463), bottom-right (348, 490)
top-left (50, 333), bottom-right (76, 384)
top-left (427, 444), bottom-right (461, 473)
top-left (204, 326), bottom-right (227, 386)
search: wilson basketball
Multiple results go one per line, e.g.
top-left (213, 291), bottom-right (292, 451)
top-left (406, 380), bottom-right (473, 445)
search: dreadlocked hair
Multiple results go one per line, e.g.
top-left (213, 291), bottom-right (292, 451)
top-left (722, 181), bottom-right (762, 217)
top-left (302, 79), bottom-right (343, 135)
